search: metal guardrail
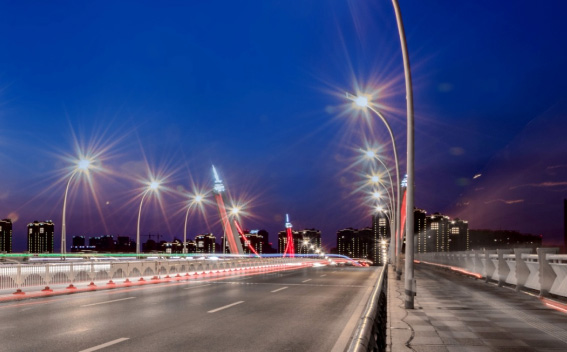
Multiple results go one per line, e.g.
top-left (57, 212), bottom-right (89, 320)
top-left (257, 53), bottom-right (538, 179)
top-left (347, 264), bottom-right (388, 352)
top-left (416, 248), bottom-right (567, 298)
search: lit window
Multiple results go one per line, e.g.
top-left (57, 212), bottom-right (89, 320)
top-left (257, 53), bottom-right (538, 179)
top-left (40, 228), bottom-right (44, 234)
top-left (451, 228), bottom-right (459, 234)
top-left (431, 223), bottom-right (439, 230)
top-left (29, 228), bottom-right (33, 234)
top-left (379, 219), bottom-right (386, 226)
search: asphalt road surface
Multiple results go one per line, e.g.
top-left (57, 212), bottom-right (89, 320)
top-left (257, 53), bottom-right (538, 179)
top-left (0, 265), bottom-right (382, 352)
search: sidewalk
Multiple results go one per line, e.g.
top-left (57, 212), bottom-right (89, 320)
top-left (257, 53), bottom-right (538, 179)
top-left (387, 263), bottom-right (567, 352)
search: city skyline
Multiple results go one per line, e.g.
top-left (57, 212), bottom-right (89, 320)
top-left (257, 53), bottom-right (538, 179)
top-left (1, 1), bottom-right (567, 252)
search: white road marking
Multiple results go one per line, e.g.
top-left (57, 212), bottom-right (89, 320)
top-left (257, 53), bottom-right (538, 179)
top-left (208, 301), bottom-right (244, 313)
top-left (271, 287), bottom-right (288, 293)
top-left (81, 297), bottom-right (135, 307)
top-left (320, 274), bottom-right (327, 277)
top-left (302, 279), bottom-right (312, 283)
top-left (183, 284), bottom-right (211, 290)
top-left (79, 337), bottom-right (129, 352)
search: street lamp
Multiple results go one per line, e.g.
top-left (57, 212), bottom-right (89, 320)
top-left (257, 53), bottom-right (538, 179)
top-left (183, 194), bottom-right (203, 254)
top-left (136, 180), bottom-right (161, 255)
top-left (61, 158), bottom-right (93, 255)
top-left (392, 0), bottom-right (416, 309)
top-left (363, 149), bottom-right (396, 218)
top-left (347, 92), bottom-right (402, 280)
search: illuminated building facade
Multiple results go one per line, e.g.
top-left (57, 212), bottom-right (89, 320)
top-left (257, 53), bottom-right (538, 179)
top-left (278, 228), bottom-right (322, 254)
top-left (414, 208), bottom-right (427, 253)
top-left (0, 218), bottom-right (13, 253)
top-left (27, 220), bottom-right (54, 253)
top-left (425, 213), bottom-right (450, 252)
top-left (372, 212), bottom-right (390, 264)
top-left (241, 231), bottom-right (264, 254)
top-left (336, 227), bottom-right (374, 262)
top-left (448, 218), bottom-right (469, 251)
top-left (195, 233), bottom-right (216, 254)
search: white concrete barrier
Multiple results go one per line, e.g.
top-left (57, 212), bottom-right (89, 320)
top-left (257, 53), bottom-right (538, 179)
top-left (416, 248), bottom-right (566, 298)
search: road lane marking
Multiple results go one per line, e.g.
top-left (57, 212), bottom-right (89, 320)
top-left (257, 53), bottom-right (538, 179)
top-left (183, 284), bottom-right (211, 290)
top-left (320, 274), bottom-right (327, 277)
top-left (81, 297), bottom-right (135, 307)
top-left (79, 337), bottom-right (129, 352)
top-left (302, 279), bottom-right (312, 283)
top-left (271, 287), bottom-right (288, 293)
top-left (208, 301), bottom-right (244, 313)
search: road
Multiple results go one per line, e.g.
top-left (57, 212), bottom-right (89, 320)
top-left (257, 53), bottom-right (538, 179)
top-left (0, 265), bottom-right (382, 352)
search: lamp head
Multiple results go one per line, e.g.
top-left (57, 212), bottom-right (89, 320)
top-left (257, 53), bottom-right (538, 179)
top-left (77, 159), bottom-right (91, 170)
top-left (355, 95), bottom-right (369, 107)
top-left (149, 181), bottom-right (160, 190)
top-left (370, 175), bottom-right (380, 183)
top-left (365, 150), bottom-right (376, 159)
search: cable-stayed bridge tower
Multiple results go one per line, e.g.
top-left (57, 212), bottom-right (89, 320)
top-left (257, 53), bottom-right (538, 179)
top-left (283, 213), bottom-right (295, 258)
top-left (212, 166), bottom-right (244, 255)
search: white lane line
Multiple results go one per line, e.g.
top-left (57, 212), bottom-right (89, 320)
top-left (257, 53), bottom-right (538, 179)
top-left (81, 297), bottom-right (135, 307)
top-left (79, 337), bottom-right (129, 352)
top-left (302, 279), bottom-right (312, 283)
top-left (320, 274), bottom-right (327, 277)
top-left (271, 286), bottom-right (288, 293)
top-left (208, 301), bottom-right (244, 313)
top-left (183, 284), bottom-right (211, 290)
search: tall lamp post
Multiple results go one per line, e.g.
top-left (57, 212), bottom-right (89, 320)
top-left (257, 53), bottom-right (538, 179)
top-left (61, 159), bottom-right (92, 255)
top-left (136, 181), bottom-right (160, 255)
top-left (347, 92), bottom-right (402, 280)
top-left (392, 0), bottom-right (416, 309)
top-left (183, 194), bottom-right (203, 254)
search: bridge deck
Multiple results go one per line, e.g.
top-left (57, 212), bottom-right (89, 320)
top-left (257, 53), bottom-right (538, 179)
top-left (388, 263), bottom-right (567, 352)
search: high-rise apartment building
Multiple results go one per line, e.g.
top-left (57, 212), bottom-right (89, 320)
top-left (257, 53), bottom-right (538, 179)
top-left (195, 233), bottom-right (216, 254)
top-left (241, 231), bottom-right (264, 254)
top-left (278, 228), bottom-right (322, 254)
top-left (425, 213), bottom-right (450, 252)
top-left (371, 212), bottom-right (390, 264)
top-left (337, 227), bottom-right (377, 263)
top-left (0, 218), bottom-right (13, 253)
top-left (448, 218), bottom-right (469, 251)
top-left (27, 220), bottom-right (55, 253)
top-left (414, 208), bottom-right (427, 253)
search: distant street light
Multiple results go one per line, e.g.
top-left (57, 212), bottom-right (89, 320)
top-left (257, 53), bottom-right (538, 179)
top-left (347, 91), bottom-right (402, 280)
top-left (183, 194), bottom-right (203, 254)
top-left (61, 158), bottom-right (93, 255)
top-left (136, 180), bottom-right (161, 255)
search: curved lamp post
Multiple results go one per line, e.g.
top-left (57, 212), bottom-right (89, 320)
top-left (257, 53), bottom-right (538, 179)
top-left (183, 194), bottom-right (203, 254)
top-left (61, 159), bottom-right (92, 255)
top-left (136, 181), bottom-right (160, 255)
top-left (347, 92), bottom-right (402, 280)
top-left (392, 0), bottom-right (416, 309)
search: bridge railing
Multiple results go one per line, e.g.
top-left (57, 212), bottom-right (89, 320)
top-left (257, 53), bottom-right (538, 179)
top-left (0, 257), bottom-right (317, 293)
top-left (347, 264), bottom-right (388, 352)
top-left (416, 248), bottom-right (567, 298)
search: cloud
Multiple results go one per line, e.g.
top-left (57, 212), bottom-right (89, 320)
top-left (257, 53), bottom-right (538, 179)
top-left (546, 165), bottom-right (567, 170)
top-left (484, 199), bottom-right (524, 205)
top-left (510, 181), bottom-right (567, 190)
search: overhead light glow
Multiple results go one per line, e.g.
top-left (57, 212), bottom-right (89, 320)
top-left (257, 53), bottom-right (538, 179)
top-left (355, 96), bottom-right (369, 107)
top-left (149, 181), bottom-right (160, 190)
top-left (77, 159), bottom-right (91, 170)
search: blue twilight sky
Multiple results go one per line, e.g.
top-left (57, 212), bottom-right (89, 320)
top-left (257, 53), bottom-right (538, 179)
top-left (1, 0), bottom-right (567, 251)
